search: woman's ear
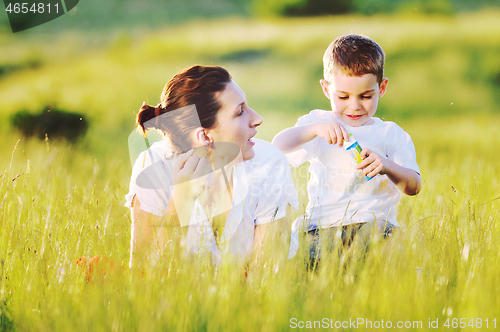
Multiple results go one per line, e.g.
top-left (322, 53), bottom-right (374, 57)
top-left (194, 127), bottom-right (211, 146)
top-left (320, 79), bottom-right (331, 100)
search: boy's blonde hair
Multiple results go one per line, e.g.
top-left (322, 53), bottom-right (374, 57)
top-left (323, 34), bottom-right (385, 84)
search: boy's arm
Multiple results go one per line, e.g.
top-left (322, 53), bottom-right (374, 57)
top-left (272, 122), bottom-right (349, 154)
top-left (357, 149), bottom-right (421, 196)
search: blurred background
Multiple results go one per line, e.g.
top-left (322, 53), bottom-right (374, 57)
top-left (0, 0), bottom-right (499, 176)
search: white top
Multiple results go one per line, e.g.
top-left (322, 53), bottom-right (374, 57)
top-left (286, 109), bottom-right (420, 230)
top-left (125, 138), bottom-right (298, 263)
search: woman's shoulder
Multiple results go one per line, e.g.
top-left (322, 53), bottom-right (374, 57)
top-left (243, 139), bottom-right (298, 212)
top-left (244, 139), bottom-right (290, 183)
top-left (149, 139), bottom-right (174, 157)
top-left (131, 140), bottom-right (174, 174)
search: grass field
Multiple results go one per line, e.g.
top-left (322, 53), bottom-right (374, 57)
top-left (1, 9), bottom-right (500, 331)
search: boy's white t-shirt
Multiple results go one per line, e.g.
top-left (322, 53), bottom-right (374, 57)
top-left (125, 138), bottom-right (298, 263)
top-left (286, 109), bottom-right (420, 230)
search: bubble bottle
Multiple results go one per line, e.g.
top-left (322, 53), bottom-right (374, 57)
top-left (343, 133), bottom-right (374, 180)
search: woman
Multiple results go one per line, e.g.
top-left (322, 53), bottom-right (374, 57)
top-left (125, 65), bottom-right (298, 267)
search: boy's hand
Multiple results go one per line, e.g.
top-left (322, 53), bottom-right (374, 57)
top-left (357, 148), bottom-right (388, 178)
top-left (357, 148), bottom-right (422, 196)
top-left (313, 121), bottom-right (349, 147)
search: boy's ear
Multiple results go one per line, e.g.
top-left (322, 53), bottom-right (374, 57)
top-left (320, 79), bottom-right (331, 99)
top-left (379, 78), bottom-right (388, 98)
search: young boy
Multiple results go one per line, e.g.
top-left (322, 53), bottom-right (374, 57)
top-left (273, 34), bottom-right (421, 259)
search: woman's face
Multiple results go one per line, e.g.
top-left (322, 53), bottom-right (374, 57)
top-left (206, 80), bottom-right (263, 161)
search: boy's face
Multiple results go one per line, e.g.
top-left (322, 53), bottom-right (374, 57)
top-left (320, 72), bottom-right (388, 127)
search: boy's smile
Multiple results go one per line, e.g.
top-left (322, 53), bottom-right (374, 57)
top-left (320, 72), bottom-right (388, 127)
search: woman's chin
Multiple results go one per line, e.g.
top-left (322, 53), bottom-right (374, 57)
top-left (242, 145), bottom-right (255, 161)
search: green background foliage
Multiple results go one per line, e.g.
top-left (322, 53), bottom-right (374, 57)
top-left (0, 1), bottom-right (499, 331)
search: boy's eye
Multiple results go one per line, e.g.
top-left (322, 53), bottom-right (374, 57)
top-left (361, 95), bottom-right (373, 99)
top-left (338, 96), bottom-right (349, 100)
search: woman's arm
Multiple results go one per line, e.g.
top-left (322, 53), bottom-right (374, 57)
top-left (129, 195), bottom-right (178, 268)
top-left (252, 223), bottom-right (268, 265)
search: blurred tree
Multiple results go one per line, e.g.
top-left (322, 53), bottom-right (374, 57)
top-left (350, 0), bottom-right (394, 15)
top-left (396, 0), bottom-right (454, 15)
top-left (284, 0), bottom-right (351, 16)
top-left (351, 0), bottom-right (453, 15)
top-left (251, 0), bottom-right (306, 16)
top-left (250, 0), bottom-right (492, 16)
top-left (10, 107), bottom-right (89, 143)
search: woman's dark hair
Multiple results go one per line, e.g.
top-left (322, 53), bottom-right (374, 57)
top-left (136, 65), bottom-right (232, 152)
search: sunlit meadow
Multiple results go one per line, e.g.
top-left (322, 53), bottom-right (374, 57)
top-left (0, 10), bottom-right (499, 331)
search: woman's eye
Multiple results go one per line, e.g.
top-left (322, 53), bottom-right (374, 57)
top-left (237, 107), bottom-right (244, 116)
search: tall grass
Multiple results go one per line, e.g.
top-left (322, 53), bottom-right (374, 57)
top-left (1, 115), bottom-right (499, 331)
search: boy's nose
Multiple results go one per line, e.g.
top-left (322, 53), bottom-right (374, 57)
top-left (349, 98), bottom-right (361, 110)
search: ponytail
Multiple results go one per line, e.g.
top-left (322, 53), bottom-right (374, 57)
top-left (136, 102), bottom-right (164, 135)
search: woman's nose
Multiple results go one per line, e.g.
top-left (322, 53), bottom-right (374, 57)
top-left (250, 108), bottom-right (263, 127)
